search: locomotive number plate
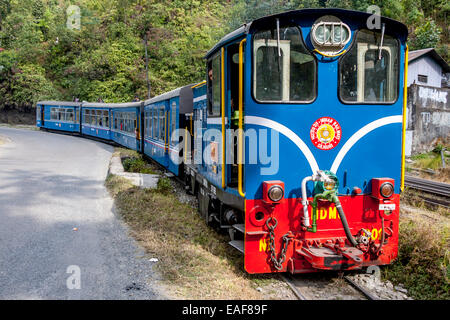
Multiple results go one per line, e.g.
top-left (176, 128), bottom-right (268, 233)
top-left (379, 204), bottom-right (396, 211)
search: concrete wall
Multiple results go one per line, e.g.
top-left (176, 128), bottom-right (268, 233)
top-left (405, 84), bottom-right (449, 155)
top-left (407, 56), bottom-right (443, 88)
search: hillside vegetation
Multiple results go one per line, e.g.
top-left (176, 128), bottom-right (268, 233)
top-left (0, 0), bottom-right (448, 112)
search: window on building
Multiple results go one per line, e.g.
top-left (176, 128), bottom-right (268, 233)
top-left (418, 74), bottom-right (428, 84)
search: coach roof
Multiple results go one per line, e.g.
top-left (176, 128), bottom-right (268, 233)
top-left (37, 101), bottom-right (82, 107)
top-left (82, 101), bottom-right (142, 108)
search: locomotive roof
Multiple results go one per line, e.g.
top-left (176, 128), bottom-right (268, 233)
top-left (206, 8), bottom-right (408, 58)
top-left (37, 101), bottom-right (82, 107)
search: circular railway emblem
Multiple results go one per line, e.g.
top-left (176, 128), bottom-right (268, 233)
top-left (310, 117), bottom-right (342, 150)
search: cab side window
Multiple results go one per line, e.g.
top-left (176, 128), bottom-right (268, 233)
top-left (207, 54), bottom-right (221, 116)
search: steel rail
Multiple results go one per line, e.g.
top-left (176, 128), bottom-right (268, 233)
top-left (344, 276), bottom-right (378, 300)
top-left (279, 275), bottom-right (308, 300)
top-left (281, 273), bottom-right (379, 301)
top-left (404, 175), bottom-right (450, 197)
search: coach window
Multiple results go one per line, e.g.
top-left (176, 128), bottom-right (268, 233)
top-left (50, 108), bottom-right (56, 120)
top-left (67, 109), bottom-right (74, 122)
top-left (95, 110), bottom-right (101, 126)
top-left (149, 109), bottom-right (153, 137)
top-left (253, 26), bottom-right (317, 103)
top-left (208, 54), bottom-right (221, 116)
top-left (340, 29), bottom-right (399, 103)
top-left (171, 102), bottom-right (176, 143)
top-left (153, 108), bottom-right (157, 138)
top-left (159, 107), bottom-right (165, 140)
top-left (103, 110), bottom-right (109, 128)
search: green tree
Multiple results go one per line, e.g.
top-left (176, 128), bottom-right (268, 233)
top-left (411, 18), bottom-right (442, 50)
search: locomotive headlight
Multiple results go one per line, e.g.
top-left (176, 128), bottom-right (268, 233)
top-left (311, 16), bottom-right (351, 55)
top-left (323, 179), bottom-right (336, 191)
top-left (333, 26), bottom-right (349, 43)
top-left (380, 182), bottom-right (394, 198)
top-left (268, 185), bottom-right (284, 202)
top-left (314, 171), bottom-right (339, 194)
top-left (314, 25), bottom-right (331, 43)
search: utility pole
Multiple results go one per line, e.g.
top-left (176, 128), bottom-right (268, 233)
top-left (144, 32), bottom-right (151, 99)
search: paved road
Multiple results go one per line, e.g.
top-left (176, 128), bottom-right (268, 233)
top-left (0, 127), bottom-right (163, 299)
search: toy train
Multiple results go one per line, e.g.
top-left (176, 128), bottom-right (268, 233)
top-left (37, 8), bottom-right (409, 274)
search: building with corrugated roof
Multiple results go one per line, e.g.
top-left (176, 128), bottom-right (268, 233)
top-left (407, 48), bottom-right (450, 88)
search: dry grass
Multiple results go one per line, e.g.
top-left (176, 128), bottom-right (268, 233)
top-left (105, 174), bottom-right (292, 300)
top-left (401, 188), bottom-right (449, 218)
top-left (407, 146), bottom-right (450, 183)
top-left (383, 203), bottom-right (450, 300)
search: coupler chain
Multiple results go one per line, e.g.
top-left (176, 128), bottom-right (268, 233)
top-left (266, 217), bottom-right (293, 271)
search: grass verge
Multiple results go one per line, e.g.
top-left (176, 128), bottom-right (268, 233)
top-left (383, 204), bottom-right (449, 300)
top-left (115, 148), bottom-right (157, 174)
top-left (105, 173), bottom-right (292, 299)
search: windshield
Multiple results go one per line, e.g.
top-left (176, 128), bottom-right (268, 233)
top-left (340, 29), bottom-right (399, 103)
top-left (253, 26), bottom-right (316, 103)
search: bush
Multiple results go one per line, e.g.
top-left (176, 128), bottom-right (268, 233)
top-left (156, 177), bottom-right (172, 194)
top-left (122, 156), bottom-right (155, 174)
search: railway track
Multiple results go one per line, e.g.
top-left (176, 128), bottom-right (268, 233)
top-left (404, 175), bottom-right (450, 209)
top-left (404, 175), bottom-right (450, 198)
top-left (280, 273), bottom-right (378, 300)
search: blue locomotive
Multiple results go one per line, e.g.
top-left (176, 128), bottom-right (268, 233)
top-left (37, 8), bottom-right (409, 274)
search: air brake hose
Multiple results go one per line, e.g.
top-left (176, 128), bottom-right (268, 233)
top-left (306, 190), bottom-right (358, 247)
top-left (332, 195), bottom-right (359, 247)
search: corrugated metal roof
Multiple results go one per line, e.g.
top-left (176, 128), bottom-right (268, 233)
top-left (409, 48), bottom-right (450, 73)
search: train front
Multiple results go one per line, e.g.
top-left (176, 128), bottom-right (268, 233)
top-left (241, 9), bottom-right (408, 274)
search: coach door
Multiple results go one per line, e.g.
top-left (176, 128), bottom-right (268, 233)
top-left (222, 39), bottom-right (245, 196)
top-left (38, 105), bottom-right (44, 126)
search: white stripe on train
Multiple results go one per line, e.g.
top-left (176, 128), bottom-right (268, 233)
top-left (245, 115), bottom-right (402, 175)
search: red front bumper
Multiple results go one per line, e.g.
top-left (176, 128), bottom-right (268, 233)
top-left (243, 194), bottom-right (399, 274)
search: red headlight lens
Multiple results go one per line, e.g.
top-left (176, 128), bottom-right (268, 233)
top-left (380, 183), bottom-right (394, 198)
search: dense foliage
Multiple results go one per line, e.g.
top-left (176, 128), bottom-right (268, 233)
top-left (0, 0), bottom-right (448, 110)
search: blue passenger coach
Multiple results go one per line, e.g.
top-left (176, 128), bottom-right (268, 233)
top-left (81, 103), bottom-right (112, 141)
top-left (143, 85), bottom-right (193, 176)
top-left (110, 102), bottom-right (142, 152)
top-left (37, 101), bottom-right (81, 132)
